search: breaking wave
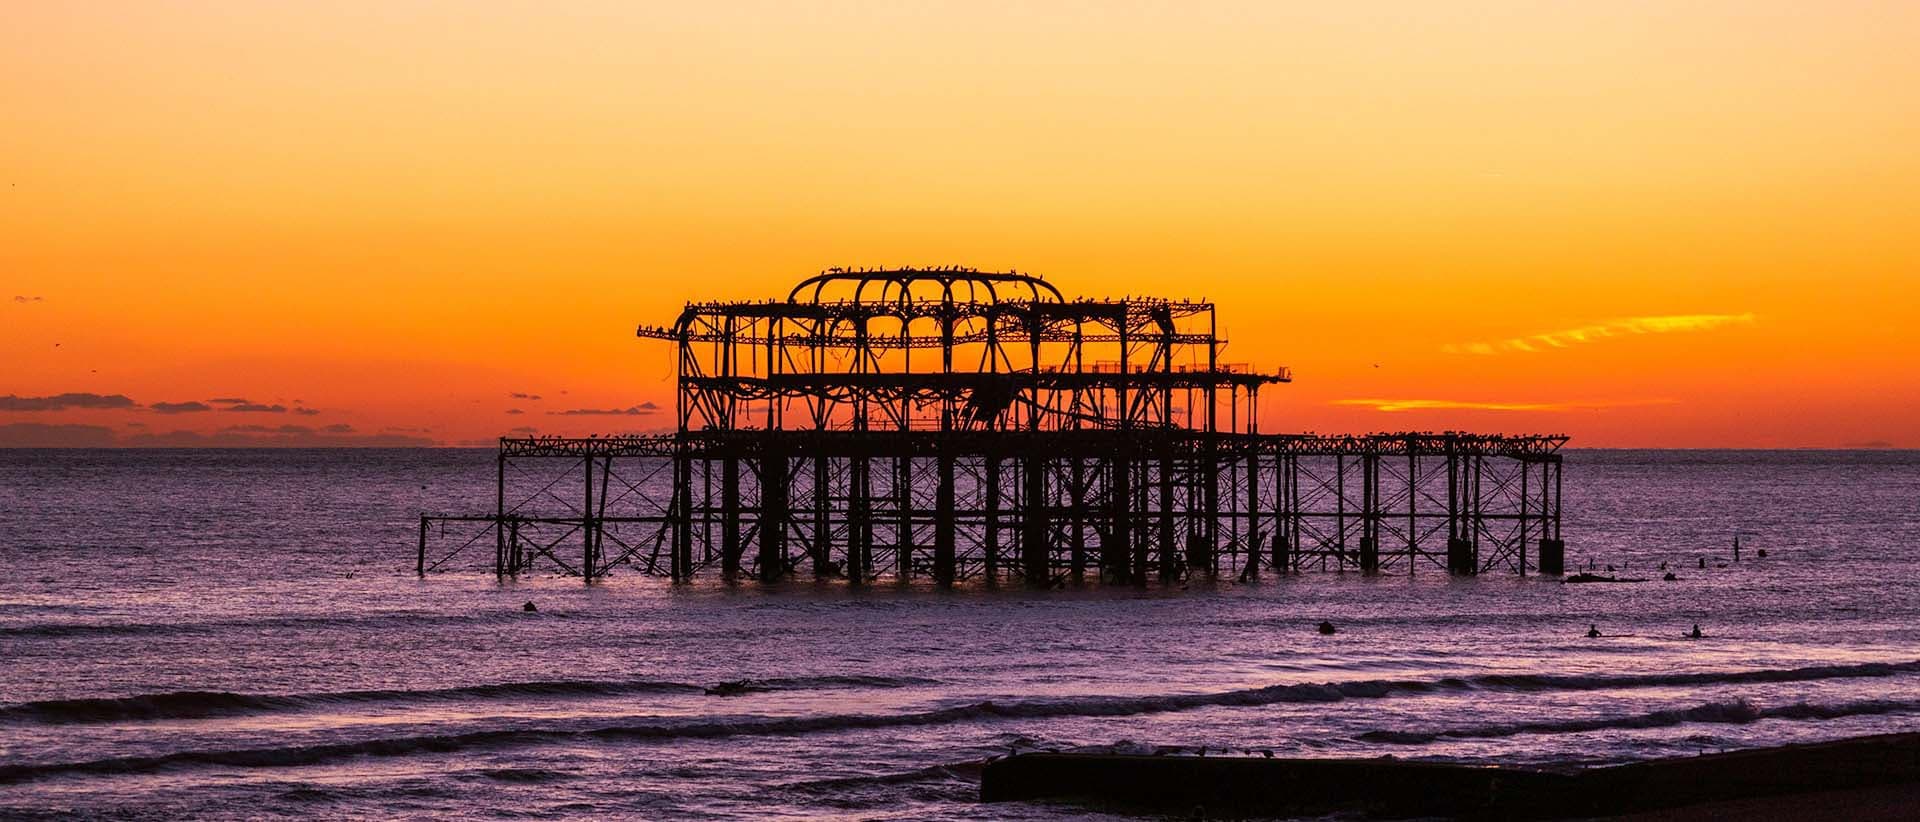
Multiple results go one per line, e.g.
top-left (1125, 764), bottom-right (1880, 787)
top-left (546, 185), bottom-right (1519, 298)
top-left (3, 659), bottom-right (1914, 784)
top-left (0, 674), bottom-right (938, 725)
top-left (1357, 698), bottom-right (1920, 745)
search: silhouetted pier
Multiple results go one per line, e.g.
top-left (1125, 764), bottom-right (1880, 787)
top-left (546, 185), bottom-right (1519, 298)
top-left (419, 269), bottom-right (1565, 584)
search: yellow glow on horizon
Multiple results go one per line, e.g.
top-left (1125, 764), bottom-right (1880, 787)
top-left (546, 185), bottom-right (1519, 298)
top-left (3, 1), bottom-right (1917, 448)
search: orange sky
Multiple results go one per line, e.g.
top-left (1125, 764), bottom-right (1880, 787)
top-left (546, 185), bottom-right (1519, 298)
top-left (4, 1), bottom-right (1916, 447)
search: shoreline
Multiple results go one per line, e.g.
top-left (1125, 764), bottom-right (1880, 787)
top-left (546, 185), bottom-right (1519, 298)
top-left (981, 732), bottom-right (1920, 819)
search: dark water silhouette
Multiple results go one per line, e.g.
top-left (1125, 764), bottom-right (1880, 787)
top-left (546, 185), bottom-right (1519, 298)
top-left (1, 449), bottom-right (1917, 818)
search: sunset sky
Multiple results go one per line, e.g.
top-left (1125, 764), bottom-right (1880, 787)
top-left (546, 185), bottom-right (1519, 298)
top-left (4, 1), bottom-right (1916, 447)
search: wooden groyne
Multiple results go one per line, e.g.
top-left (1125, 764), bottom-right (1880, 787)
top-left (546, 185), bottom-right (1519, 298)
top-left (980, 732), bottom-right (1920, 818)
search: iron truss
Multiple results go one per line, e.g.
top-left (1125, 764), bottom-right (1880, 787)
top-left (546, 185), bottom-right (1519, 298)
top-left (420, 268), bottom-right (1566, 585)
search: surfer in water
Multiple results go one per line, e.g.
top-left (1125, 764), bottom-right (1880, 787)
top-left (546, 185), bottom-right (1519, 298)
top-left (1587, 623), bottom-right (1602, 638)
top-left (1688, 624), bottom-right (1704, 639)
top-left (1317, 621), bottom-right (1336, 635)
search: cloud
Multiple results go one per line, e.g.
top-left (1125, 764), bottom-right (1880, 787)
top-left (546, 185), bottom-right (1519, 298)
top-left (505, 408), bottom-right (524, 415)
top-left (550, 405), bottom-right (660, 416)
top-left (0, 392), bottom-right (138, 411)
top-left (0, 422), bottom-right (116, 447)
top-left (1332, 398), bottom-right (1680, 413)
top-left (223, 403), bottom-right (289, 413)
top-left (1843, 440), bottom-right (1898, 449)
top-left (292, 407), bottom-right (321, 416)
top-left (150, 401), bottom-right (213, 414)
top-left (129, 425), bottom-right (429, 447)
top-left (1444, 313), bottom-right (1756, 356)
top-left (224, 424), bottom-right (314, 434)
top-left (12, 295), bottom-right (45, 304)
top-left (207, 398), bottom-right (251, 404)
top-left (219, 423), bottom-right (350, 435)
top-left (509, 392), bottom-right (543, 401)
top-left (508, 426), bottom-right (539, 434)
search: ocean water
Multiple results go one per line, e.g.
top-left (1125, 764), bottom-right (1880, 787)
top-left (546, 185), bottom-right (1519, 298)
top-left (1, 449), bottom-right (1917, 819)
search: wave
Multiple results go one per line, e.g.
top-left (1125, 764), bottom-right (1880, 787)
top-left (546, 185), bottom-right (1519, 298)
top-left (0, 611), bottom-right (507, 640)
top-left (0, 674), bottom-right (937, 725)
top-left (781, 761), bottom-right (984, 793)
top-left (1357, 698), bottom-right (1920, 745)
top-left (4, 660), bottom-right (1915, 784)
top-left (1448, 660), bottom-right (1920, 693)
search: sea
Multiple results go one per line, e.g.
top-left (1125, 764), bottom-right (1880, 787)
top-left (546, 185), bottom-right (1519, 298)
top-left (2, 449), bottom-right (1917, 819)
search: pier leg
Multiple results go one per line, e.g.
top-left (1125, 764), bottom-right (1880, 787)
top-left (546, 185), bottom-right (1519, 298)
top-left (1070, 458), bottom-right (1086, 585)
top-left (984, 456), bottom-right (1001, 585)
top-left (1244, 452), bottom-right (1260, 580)
top-left (582, 454), bottom-right (596, 582)
top-left (813, 456), bottom-right (829, 579)
top-left (721, 457), bottom-right (741, 582)
top-left (1107, 455), bottom-right (1132, 584)
top-left (850, 457), bottom-right (870, 584)
top-left (935, 453), bottom-right (956, 586)
top-left (672, 452), bottom-right (692, 582)
top-left (760, 451), bottom-right (787, 583)
top-left (1023, 456), bottom-right (1049, 586)
top-left (1361, 452), bottom-right (1380, 574)
top-left (1158, 454), bottom-right (1178, 583)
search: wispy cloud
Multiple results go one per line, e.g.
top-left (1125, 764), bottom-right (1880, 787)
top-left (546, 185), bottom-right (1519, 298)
top-left (509, 392), bottom-right (543, 401)
top-left (1444, 313), bottom-right (1756, 355)
top-left (12, 295), bottom-right (45, 304)
top-left (0, 393), bottom-right (137, 411)
top-left (551, 402), bottom-right (659, 416)
top-left (0, 422), bottom-right (426, 447)
top-left (150, 401), bottom-right (212, 414)
top-left (223, 403), bottom-right (289, 413)
top-left (1332, 398), bottom-right (1679, 413)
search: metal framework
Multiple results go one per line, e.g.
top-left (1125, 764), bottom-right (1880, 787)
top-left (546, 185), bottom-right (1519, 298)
top-left (419, 268), bottom-right (1565, 585)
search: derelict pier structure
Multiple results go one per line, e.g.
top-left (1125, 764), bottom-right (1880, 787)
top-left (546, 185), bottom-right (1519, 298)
top-left (418, 268), bottom-right (1566, 585)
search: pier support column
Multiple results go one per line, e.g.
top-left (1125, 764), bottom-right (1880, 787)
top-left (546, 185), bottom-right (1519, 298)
top-left (1243, 452), bottom-right (1260, 580)
top-left (721, 457), bottom-right (742, 582)
top-left (1069, 458), bottom-right (1086, 585)
top-left (759, 451), bottom-right (788, 584)
top-left (671, 451), bottom-right (693, 582)
top-left (1360, 452), bottom-right (1381, 574)
top-left (849, 457), bottom-right (870, 585)
top-left (1023, 456), bottom-right (1050, 586)
top-left (582, 454), bottom-right (599, 582)
top-left (1158, 454), bottom-right (1178, 583)
top-left (494, 451), bottom-right (506, 578)
top-left (984, 456), bottom-right (1001, 586)
top-left (1538, 539), bottom-right (1565, 576)
top-left (896, 457), bottom-right (913, 581)
top-left (1106, 455), bottom-right (1132, 584)
top-left (812, 456), bottom-right (829, 579)
top-left (934, 453), bottom-right (956, 587)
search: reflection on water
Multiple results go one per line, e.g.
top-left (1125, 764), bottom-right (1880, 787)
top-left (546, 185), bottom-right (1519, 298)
top-left (1, 449), bottom-right (1917, 818)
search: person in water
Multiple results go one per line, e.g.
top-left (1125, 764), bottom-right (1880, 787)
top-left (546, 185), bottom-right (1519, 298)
top-left (1689, 624), bottom-right (1704, 638)
top-left (1587, 623), bottom-right (1601, 638)
top-left (1317, 621), bottom-right (1336, 635)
